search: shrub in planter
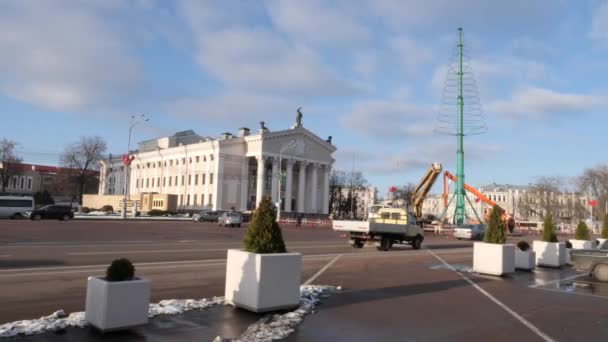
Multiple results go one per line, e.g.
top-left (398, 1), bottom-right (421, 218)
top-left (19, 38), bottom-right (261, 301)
top-left (517, 241), bottom-right (530, 251)
top-left (515, 240), bottom-right (535, 270)
top-left (86, 258), bottom-right (150, 332)
top-left (474, 205), bottom-right (515, 275)
top-left (571, 221), bottom-right (593, 249)
top-left (565, 240), bottom-right (572, 249)
top-left (533, 213), bottom-right (566, 267)
top-left (81, 207), bottom-right (91, 214)
top-left (599, 214), bottom-right (608, 246)
top-left (101, 205), bottom-right (114, 213)
top-left (225, 196), bottom-right (300, 312)
top-left (147, 209), bottom-right (168, 216)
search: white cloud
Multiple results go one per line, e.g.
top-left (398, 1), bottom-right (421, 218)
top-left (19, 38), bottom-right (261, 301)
top-left (0, 0), bottom-right (142, 112)
top-left (590, 1), bottom-right (608, 40)
top-left (388, 36), bottom-right (434, 73)
top-left (265, 0), bottom-right (371, 46)
top-left (486, 87), bottom-right (607, 118)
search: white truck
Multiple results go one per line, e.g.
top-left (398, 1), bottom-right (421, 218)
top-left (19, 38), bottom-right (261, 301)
top-left (333, 207), bottom-right (424, 251)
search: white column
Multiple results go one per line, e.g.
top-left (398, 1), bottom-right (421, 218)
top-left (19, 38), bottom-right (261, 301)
top-left (310, 163), bottom-right (318, 213)
top-left (285, 159), bottom-right (294, 212)
top-left (271, 157), bottom-right (278, 204)
top-left (322, 164), bottom-right (330, 215)
top-left (297, 161), bottom-right (307, 213)
top-left (256, 156), bottom-right (265, 208)
top-left (213, 154), bottom-right (224, 210)
top-left (240, 157), bottom-right (249, 211)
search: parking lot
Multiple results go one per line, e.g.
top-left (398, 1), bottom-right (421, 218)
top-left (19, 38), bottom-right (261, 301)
top-left (1, 219), bottom-right (607, 341)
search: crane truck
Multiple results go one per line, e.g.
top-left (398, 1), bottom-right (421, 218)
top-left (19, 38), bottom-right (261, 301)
top-left (332, 162), bottom-right (442, 251)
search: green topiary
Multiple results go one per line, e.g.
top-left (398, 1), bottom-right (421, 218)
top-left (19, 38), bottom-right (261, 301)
top-left (542, 213), bottom-right (558, 242)
top-left (517, 240), bottom-right (530, 251)
top-left (243, 196), bottom-right (287, 253)
top-left (101, 205), bottom-right (114, 213)
top-left (106, 258), bottom-right (135, 282)
top-left (483, 205), bottom-right (506, 244)
top-left (147, 209), bottom-right (168, 216)
top-left (574, 221), bottom-right (591, 240)
top-left (601, 214), bottom-right (608, 239)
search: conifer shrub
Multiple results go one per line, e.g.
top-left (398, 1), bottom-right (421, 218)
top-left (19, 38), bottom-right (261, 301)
top-left (483, 205), bottom-right (506, 244)
top-left (601, 214), bottom-right (608, 239)
top-left (574, 221), bottom-right (591, 240)
top-left (243, 196), bottom-right (287, 253)
top-left (517, 240), bottom-right (530, 251)
top-left (106, 258), bottom-right (135, 282)
top-left (542, 213), bottom-right (558, 243)
top-left (101, 205), bottom-right (114, 213)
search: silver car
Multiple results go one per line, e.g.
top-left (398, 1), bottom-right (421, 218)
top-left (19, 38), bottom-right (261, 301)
top-left (218, 212), bottom-right (242, 227)
top-left (453, 224), bottom-right (486, 240)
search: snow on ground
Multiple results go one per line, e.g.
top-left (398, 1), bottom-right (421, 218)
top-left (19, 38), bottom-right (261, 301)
top-left (0, 297), bottom-right (224, 338)
top-left (216, 285), bottom-right (341, 342)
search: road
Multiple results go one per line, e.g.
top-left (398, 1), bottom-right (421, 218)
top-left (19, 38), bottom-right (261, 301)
top-left (0, 219), bottom-right (471, 323)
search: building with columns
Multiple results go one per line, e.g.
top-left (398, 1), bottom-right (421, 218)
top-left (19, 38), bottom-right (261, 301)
top-left (98, 122), bottom-right (336, 215)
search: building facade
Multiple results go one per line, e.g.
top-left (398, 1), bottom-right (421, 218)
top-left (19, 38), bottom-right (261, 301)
top-left (0, 163), bottom-right (61, 196)
top-left (98, 123), bottom-right (336, 214)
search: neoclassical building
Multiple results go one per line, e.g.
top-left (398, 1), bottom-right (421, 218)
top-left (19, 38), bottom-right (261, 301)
top-left (98, 121), bottom-right (336, 215)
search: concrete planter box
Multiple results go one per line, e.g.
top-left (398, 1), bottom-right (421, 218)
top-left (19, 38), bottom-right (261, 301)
top-left (85, 276), bottom-right (150, 332)
top-left (533, 241), bottom-right (566, 267)
top-left (570, 239), bottom-right (593, 250)
top-left (225, 249), bottom-right (302, 312)
top-left (515, 250), bottom-right (535, 270)
top-left (598, 238), bottom-right (608, 249)
top-left (473, 242), bottom-right (515, 276)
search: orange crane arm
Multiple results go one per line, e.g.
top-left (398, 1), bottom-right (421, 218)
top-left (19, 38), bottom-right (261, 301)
top-left (443, 171), bottom-right (504, 212)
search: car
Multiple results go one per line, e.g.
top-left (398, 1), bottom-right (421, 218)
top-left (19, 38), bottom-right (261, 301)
top-left (453, 224), bottom-right (486, 240)
top-left (0, 196), bottom-right (34, 219)
top-left (571, 240), bottom-right (608, 282)
top-left (195, 211), bottom-right (225, 222)
top-left (29, 205), bottom-right (74, 221)
top-left (218, 211), bottom-right (242, 227)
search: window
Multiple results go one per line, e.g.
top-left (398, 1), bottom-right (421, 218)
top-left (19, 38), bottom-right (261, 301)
top-left (196, 156), bottom-right (200, 163)
top-left (182, 158), bottom-right (186, 164)
top-left (151, 178), bottom-right (154, 187)
top-left (20, 177), bottom-right (25, 189)
top-left (27, 177), bottom-right (32, 190)
top-left (188, 175), bottom-right (192, 185)
top-left (170, 160), bottom-right (173, 166)
top-left (182, 175), bottom-right (185, 185)
top-left (157, 177), bottom-right (160, 187)
top-left (169, 177), bottom-right (172, 186)
top-left (203, 156), bottom-right (206, 162)
top-left (208, 194), bottom-right (212, 205)
top-left (390, 212), bottom-right (401, 220)
top-left (175, 176), bottom-right (178, 185)
top-left (193, 194), bottom-right (197, 205)
top-left (163, 177), bottom-right (166, 186)
top-left (189, 158), bottom-right (192, 164)
top-left (210, 155), bottom-right (214, 161)
top-left (187, 195), bottom-right (190, 205)
top-left (146, 178), bottom-right (149, 187)
top-left (201, 194), bottom-right (205, 205)
top-left (210, 173), bottom-right (214, 184)
top-left (136, 179), bottom-right (139, 188)
top-left (147, 163), bottom-right (150, 168)
top-left (202, 173), bottom-right (206, 184)
top-left (195, 174), bottom-right (198, 185)
top-left (180, 195), bottom-right (183, 205)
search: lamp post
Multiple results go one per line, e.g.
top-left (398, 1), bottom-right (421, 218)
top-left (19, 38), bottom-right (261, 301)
top-left (277, 140), bottom-right (296, 223)
top-left (122, 114), bottom-right (149, 219)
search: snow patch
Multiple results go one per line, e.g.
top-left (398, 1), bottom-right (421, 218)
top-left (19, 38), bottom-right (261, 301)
top-left (430, 264), bottom-right (474, 273)
top-left (216, 285), bottom-right (340, 342)
top-left (0, 297), bottom-right (224, 338)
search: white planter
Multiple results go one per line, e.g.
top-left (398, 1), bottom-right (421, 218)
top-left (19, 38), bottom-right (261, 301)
top-left (515, 250), bottom-right (535, 270)
top-left (533, 241), bottom-right (566, 267)
top-left (85, 276), bottom-right (150, 332)
top-left (596, 238), bottom-right (607, 249)
top-left (570, 239), bottom-right (593, 250)
top-left (566, 248), bottom-right (572, 265)
top-left (473, 242), bottom-right (515, 276)
top-left (225, 249), bottom-right (302, 312)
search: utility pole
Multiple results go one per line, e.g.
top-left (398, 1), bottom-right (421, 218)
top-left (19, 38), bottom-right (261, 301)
top-left (122, 114), bottom-right (148, 219)
top-left (351, 152), bottom-right (354, 219)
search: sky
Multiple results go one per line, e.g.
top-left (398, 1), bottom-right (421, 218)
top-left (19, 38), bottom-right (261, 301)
top-left (1, 0), bottom-right (608, 196)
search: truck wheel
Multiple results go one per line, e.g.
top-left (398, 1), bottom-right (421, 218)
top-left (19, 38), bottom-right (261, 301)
top-left (592, 263), bottom-right (608, 282)
top-left (352, 240), bottom-right (364, 248)
top-left (377, 237), bottom-right (392, 251)
top-left (411, 236), bottom-right (422, 250)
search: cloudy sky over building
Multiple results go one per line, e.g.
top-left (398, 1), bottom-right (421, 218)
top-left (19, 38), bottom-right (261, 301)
top-left (1, 0), bottom-right (607, 194)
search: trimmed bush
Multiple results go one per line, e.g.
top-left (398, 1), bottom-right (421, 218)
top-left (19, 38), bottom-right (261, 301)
top-left (81, 207), bottom-right (91, 214)
top-left (243, 196), bottom-right (287, 254)
top-left (101, 205), bottom-right (114, 213)
top-left (565, 240), bottom-right (572, 249)
top-left (34, 190), bottom-right (55, 206)
top-left (542, 214), bottom-right (558, 242)
top-left (147, 209), bottom-right (168, 216)
top-left (483, 205), bottom-right (506, 244)
top-left (517, 240), bottom-right (530, 251)
top-left (574, 221), bottom-right (591, 240)
top-left (602, 214), bottom-right (608, 239)
top-left (106, 258), bottom-right (135, 282)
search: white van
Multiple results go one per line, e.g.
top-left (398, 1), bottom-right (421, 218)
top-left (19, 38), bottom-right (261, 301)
top-left (0, 196), bottom-right (35, 219)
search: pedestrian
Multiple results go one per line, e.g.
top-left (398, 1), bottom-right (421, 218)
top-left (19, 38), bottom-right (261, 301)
top-left (296, 214), bottom-right (302, 228)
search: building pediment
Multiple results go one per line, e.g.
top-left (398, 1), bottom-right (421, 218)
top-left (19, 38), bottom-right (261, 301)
top-left (259, 127), bottom-right (335, 163)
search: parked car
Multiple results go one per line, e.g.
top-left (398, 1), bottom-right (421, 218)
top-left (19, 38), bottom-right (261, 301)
top-left (194, 211), bottom-right (225, 222)
top-left (570, 240), bottom-right (608, 282)
top-left (29, 205), bottom-right (74, 221)
top-left (453, 224), bottom-right (486, 240)
top-left (218, 212), bottom-right (242, 227)
top-left (0, 196), bottom-right (34, 219)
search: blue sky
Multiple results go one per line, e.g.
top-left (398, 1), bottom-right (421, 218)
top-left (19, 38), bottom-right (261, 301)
top-left (1, 0), bottom-right (608, 195)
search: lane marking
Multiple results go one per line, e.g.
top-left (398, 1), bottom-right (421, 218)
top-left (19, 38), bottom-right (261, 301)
top-left (4, 240), bottom-right (344, 248)
top-left (303, 254), bottom-right (342, 285)
top-left (0, 255), bottom-right (11, 258)
top-left (529, 273), bottom-right (587, 288)
top-left (66, 244), bottom-right (347, 255)
top-left (426, 248), bottom-right (555, 342)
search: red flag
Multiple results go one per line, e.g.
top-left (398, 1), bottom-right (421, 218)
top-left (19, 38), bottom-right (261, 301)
top-left (589, 199), bottom-right (598, 207)
top-left (389, 186), bottom-right (397, 193)
top-left (475, 197), bottom-right (481, 203)
top-left (122, 154), bottom-right (133, 166)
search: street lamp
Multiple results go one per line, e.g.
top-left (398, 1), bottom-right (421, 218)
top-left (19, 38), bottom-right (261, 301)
top-left (277, 140), bottom-right (297, 223)
top-left (122, 114), bottom-right (149, 219)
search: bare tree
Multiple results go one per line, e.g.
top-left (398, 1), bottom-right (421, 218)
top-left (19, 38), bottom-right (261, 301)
top-left (578, 164), bottom-right (608, 219)
top-left (61, 136), bottom-right (107, 204)
top-left (393, 183), bottom-right (416, 207)
top-left (329, 170), bottom-right (347, 217)
top-left (0, 139), bottom-right (22, 193)
top-left (518, 177), bottom-right (568, 221)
